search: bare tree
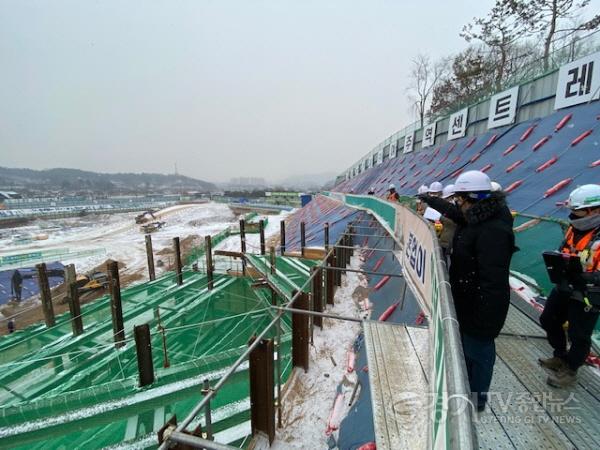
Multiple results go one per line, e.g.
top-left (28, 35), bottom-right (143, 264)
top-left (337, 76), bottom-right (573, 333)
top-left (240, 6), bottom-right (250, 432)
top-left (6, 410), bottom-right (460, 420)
top-left (505, 0), bottom-right (600, 69)
top-left (462, 2), bottom-right (527, 88)
top-left (429, 46), bottom-right (496, 117)
top-left (407, 54), bottom-right (448, 128)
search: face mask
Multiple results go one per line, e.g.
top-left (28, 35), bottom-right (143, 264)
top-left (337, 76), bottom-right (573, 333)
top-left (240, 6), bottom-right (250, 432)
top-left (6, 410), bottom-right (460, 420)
top-left (569, 213), bottom-right (600, 231)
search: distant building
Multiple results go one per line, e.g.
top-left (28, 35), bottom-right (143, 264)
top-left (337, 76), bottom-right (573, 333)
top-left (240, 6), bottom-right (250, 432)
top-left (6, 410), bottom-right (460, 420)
top-left (0, 191), bottom-right (21, 200)
top-left (228, 177), bottom-right (267, 190)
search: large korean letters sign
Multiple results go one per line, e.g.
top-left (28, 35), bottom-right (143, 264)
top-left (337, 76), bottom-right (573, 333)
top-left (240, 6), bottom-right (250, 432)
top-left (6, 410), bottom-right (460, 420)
top-left (422, 122), bottom-right (437, 148)
top-left (403, 131), bottom-right (415, 153)
top-left (447, 107), bottom-right (468, 140)
top-left (389, 142), bottom-right (397, 158)
top-left (555, 51), bottom-right (600, 110)
top-left (488, 85), bottom-right (519, 128)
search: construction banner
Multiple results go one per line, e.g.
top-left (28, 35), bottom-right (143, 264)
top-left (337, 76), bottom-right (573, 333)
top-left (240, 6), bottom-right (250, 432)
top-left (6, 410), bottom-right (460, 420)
top-left (395, 206), bottom-right (436, 316)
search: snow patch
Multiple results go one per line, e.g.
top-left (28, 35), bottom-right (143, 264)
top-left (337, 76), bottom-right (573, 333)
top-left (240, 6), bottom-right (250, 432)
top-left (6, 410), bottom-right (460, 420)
top-left (268, 254), bottom-right (366, 449)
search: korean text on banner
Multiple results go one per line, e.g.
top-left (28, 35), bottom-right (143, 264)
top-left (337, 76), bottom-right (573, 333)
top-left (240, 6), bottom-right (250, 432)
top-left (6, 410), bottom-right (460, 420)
top-left (397, 210), bottom-right (435, 315)
top-left (554, 51), bottom-right (600, 110)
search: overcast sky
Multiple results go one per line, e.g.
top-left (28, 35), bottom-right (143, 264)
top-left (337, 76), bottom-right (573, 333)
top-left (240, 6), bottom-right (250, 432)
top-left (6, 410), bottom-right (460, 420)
top-left (1, 0), bottom-right (494, 183)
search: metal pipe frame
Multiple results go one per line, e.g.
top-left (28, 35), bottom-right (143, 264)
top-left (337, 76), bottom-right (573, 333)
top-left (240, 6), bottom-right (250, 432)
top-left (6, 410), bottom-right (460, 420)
top-left (332, 244), bottom-right (397, 252)
top-left (343, 233), bottom-right (393, 238)
top-left (271, 305), bottom-right (363, 323)
top-left (320, 265), bottom-right (404, 278)
top-left (159, 247), bottom-right (335, 450)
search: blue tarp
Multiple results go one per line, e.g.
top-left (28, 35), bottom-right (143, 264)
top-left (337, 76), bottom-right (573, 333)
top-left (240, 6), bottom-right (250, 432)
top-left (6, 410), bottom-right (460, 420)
top-left (0, 262), bottom-right (64, 305)
top-left (335, 100), bottom-right (600, 219)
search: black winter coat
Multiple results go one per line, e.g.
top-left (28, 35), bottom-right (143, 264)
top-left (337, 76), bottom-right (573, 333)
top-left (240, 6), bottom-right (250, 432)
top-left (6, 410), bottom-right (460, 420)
top-left (422, 193), bottom-right (516, 339)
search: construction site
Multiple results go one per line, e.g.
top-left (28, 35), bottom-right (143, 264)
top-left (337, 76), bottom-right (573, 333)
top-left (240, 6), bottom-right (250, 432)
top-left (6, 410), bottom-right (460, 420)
top-left (3, 2), bottom-right (600, 449)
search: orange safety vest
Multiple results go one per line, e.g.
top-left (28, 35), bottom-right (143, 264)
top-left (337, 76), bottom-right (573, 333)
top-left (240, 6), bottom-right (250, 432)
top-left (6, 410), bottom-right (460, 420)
top-left (387, 192), bottom-right (399, 202)
top-left (561, 226), bottom-right (600, 272)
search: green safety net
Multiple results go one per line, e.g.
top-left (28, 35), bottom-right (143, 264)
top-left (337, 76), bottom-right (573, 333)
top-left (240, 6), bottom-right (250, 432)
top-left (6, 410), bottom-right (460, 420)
top-left (0, 250), bottom-right (317, 448)
top-left (185, 228), bottom-right (231, 265)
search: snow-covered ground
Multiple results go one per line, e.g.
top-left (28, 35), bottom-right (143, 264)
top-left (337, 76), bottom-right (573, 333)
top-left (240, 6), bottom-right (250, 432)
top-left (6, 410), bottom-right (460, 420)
top-left (214, 210), bottom-right (291, 253)
top-left (211, 210), bottom-right (292, 273)
top-left (0, 203), bottom-right (240, 276)
top-left (268, 253), bottom-right (366, 449)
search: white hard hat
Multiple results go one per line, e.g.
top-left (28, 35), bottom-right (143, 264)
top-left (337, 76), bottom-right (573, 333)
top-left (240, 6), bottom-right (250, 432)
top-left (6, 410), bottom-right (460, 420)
top-left (490, 181), bottom-right (502, 192)
top-left (454, 170), bottom-right (492, 193)
top-left (417, 184), bottom-right (428, 194)
top-left (442, 184), bottom-right (455, 199)
top-left (428, 181), bottom-right (443, 193)
top-left (389, 183), bottom-right (396, 190)
top-left (567, 184), bottom-right (600, 210)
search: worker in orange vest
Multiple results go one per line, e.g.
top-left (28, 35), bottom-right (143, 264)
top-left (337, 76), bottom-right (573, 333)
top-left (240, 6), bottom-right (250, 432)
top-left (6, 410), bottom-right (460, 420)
top-left (539, 184), bottom-right (600, 387)
top-left (386, 184), bottom-right (400, 202)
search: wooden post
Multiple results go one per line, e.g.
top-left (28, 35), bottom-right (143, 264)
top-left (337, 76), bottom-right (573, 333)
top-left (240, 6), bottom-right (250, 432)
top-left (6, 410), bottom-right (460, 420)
top-left (107, 260), bottom-right (125, 348)
top-left (134, 324), bottom-right (155, 387)
top-left (63, 263), bottom-right (76, 306)
top-left (68, 282), bottom-right (84, 336)
top-left (270, 246), bottom-right (276, 275)
top-left (291, 290), bottom-right (309, 372)
top-left (345, 235), bottom-right (350, 266)
top-left (65, 263), bottom-right (76, 287)
top-left (173, 237), bottom-right (183, 286)
top-left (300, 222), bottom-right (306, 257)
top-left (339, 238), bottom-right (345, 274)
top-left (326, 255), bottom-right (335, 305)
top-left (205, 235), bottom-right (214, 290)
top-left (36, 263), bottom-right (55, 328)
top-left (324, 222), bottom-right (330, 250)
top-left (240, 219), bottom-right (247, 276)
top-left (311, 267), bottom-right (323, 328)
top-left (334, 248), bottom-right (341, 287)
top-left (240, 219), bottom-right (247, 253)
top-left (248, 337), bottom-right (275, 444)
top-left (348, 226), bottom-right (354, 257)
top-left (145, 234), bottom-right (156, 281)
top-left (259, 219), bottom-right (266, 255)
top-left (280, 220), bottom-right (286, 255)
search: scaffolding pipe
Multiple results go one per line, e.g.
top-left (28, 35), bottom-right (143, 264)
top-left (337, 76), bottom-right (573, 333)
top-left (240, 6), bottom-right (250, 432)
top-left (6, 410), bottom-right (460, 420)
top-left (158, 250), bottom-right (332, 449)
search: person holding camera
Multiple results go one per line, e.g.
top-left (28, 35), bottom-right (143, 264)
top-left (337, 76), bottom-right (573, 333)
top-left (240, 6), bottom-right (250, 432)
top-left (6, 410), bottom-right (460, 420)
top-left (539, 184), bottom-right (600, 388)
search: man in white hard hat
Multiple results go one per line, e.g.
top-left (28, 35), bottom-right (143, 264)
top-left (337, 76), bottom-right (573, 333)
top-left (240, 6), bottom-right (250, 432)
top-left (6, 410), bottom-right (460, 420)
top-left (442, 184), bottom-right (455, 201)
top-left (387, 183), bottom-right (400, 202)
top-left (368, 186), bottom-right (376, 195)
top-left (416, 185), bottom-right (429, 215)
top-left (539, 184), bottom-right (600, 388)
top-left (428, 181), bottom-right (443, 197)
top-left (419, 170), bottom-right (515, 411)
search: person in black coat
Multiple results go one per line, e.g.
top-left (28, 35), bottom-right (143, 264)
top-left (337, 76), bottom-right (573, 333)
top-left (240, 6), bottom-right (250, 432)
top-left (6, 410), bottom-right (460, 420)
top-left (11, 270), bottom-right (23, 302)
top-left (420, 170), bottom-right (516, 411)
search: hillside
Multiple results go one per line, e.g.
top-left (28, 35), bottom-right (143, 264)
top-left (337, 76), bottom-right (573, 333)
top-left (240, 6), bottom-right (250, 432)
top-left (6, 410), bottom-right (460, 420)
top-left (0, 166), bottom-right (216, 193)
